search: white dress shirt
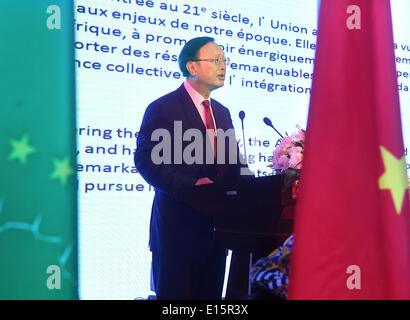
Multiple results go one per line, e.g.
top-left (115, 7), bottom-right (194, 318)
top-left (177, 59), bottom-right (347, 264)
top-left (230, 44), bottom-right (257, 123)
top-left (183, 80), bottom-right (217, 153)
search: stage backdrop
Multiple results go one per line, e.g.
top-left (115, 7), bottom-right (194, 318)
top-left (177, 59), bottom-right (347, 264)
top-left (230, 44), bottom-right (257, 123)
top-left (74, 0), bottom-right (410, 299)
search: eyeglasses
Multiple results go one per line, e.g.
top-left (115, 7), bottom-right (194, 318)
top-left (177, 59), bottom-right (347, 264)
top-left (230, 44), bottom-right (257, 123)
top-left (191, 56), bottom-right (230, 66)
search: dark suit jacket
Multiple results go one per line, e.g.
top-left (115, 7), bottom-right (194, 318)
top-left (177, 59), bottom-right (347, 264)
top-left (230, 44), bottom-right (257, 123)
top-left (134, 84), bottom-right (247, 259)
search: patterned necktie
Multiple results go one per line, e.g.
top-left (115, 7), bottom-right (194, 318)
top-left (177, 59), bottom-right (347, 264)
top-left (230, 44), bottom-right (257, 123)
top-left (202, 100), bottom-right (216, 158)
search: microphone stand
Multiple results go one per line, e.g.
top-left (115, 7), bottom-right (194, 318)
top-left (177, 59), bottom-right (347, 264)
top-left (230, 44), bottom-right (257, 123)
top-left (240, 118), bottom-right (247, 163)
top-left (238, 111), bottom-right (253, 298)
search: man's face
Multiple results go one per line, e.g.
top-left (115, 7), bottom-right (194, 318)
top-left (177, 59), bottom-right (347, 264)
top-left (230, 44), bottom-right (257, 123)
top-left (189, 42), bottom-right (226, 92)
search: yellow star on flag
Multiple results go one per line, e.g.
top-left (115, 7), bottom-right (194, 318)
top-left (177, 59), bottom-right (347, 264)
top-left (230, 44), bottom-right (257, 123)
top-left (378, 146), bottom-right (408, 215)
top-left (8, 134), bottom-right (36, 165)
top-left (50, 156), bottom-right (74, 186)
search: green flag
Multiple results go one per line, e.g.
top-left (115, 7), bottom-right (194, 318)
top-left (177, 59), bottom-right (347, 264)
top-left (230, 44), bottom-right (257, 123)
top-left (0, 1), bottom-right (77, 299)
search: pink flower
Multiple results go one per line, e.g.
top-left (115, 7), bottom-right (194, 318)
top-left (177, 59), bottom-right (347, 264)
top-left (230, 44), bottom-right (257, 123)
top-left (275, 155), bottom-right (290, 170)
top-left (272, 139), bottom-right (288, 163)
top-left (288, 146), bottom-right (303, 156)
top-left (294, 130), bottom-right (305, 141)
top-left (271, 149), bottom-right (281, 166)
top-left (270, 129), bottom-right (305, 170)
top-left (289, 153), bottom-right (303, 169)
top-left (280, 136), bottom-right (293, 151)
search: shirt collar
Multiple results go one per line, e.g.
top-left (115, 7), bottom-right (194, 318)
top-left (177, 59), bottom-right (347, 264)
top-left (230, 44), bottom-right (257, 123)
top-left (183, 79), bottom-right (210, 106)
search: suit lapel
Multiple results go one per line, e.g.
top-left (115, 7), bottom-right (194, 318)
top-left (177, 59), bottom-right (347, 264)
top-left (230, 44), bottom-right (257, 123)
top-left (210, 99), bottom-right (228, 130)
top-left (176, 84), bottom-right (206, 132)
top-left (176, 84), bottom-right (229, 130)
top-left (175, 84), bottom-right (233, 151)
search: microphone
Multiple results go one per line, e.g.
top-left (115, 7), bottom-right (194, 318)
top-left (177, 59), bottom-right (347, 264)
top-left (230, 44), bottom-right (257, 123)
top-left (263, 117), bottom-right (284, 138)
top-left (239, 111), bottom-right (245, 127)
top-left (239, 111), bottom-right (247, 161)
top-left (238, 111), bottom-right (255, 178)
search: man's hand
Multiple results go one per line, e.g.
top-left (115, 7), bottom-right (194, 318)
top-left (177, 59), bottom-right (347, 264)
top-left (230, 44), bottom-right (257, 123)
top-left (195, 177), bottom-right (214, 185)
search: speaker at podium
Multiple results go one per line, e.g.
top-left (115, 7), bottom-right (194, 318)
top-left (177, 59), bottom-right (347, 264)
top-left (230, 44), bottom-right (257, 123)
top-left (179, 174), bottom-right (295, 299)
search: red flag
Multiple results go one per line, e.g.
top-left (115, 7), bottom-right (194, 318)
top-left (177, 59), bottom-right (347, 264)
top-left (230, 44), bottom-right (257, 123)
top-left (288, 0), bottom-right (410, 299)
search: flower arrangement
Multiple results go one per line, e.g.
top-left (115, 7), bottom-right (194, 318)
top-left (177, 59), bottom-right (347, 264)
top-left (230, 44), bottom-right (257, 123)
top-left (269, 128), bottom-right (305, 172)
top-left (269, 127), bottom-right (305, 201)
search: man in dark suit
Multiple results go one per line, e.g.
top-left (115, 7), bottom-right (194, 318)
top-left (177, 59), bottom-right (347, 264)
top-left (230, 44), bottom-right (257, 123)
top-left (134, 37), bottom-right (250, 299)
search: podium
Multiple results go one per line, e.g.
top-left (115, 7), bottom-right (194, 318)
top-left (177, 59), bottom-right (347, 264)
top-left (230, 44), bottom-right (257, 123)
top-left (179, 175), bottom-right (295, 299)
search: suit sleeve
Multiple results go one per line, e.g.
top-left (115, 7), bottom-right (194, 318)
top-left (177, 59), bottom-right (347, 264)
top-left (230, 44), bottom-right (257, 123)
top-left (134, 102), bottom-right (197, 196)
